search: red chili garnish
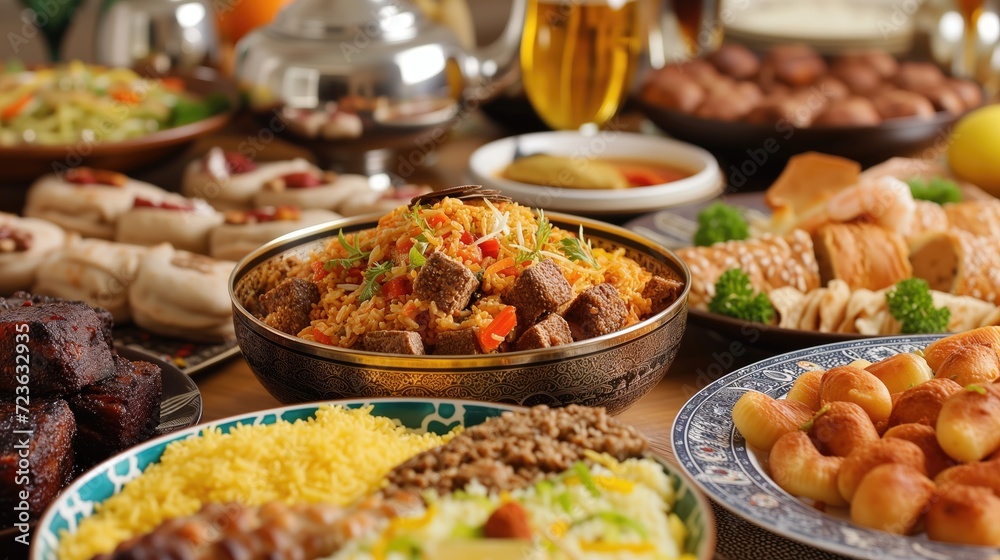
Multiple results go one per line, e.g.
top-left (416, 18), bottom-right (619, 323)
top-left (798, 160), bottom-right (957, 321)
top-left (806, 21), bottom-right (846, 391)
top-left (133, 197), bottom-right (196, 211)
top-left (21, 301), bottom-right (31, 307)
top-left (282, 172), bottom-right (323, 189)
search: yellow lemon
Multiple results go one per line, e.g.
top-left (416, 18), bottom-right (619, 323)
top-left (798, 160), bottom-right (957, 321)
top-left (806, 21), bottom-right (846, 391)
top-left (949, 104), bottom-right (1000, 196)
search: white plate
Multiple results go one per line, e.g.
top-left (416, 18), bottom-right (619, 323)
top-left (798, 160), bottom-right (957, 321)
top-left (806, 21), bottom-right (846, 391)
top-left (467, 131), bottom-right (724, 214)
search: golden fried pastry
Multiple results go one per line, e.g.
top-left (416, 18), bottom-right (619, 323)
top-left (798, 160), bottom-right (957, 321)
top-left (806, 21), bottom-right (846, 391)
top-left (944, 199), bottom-right (1000, 239)
top-left (765, 152), bottom-right (861, 235)
top-left (907, 200), bottom-right (950, 242)
top-left (910, 231), bottom-right (1000, 305)
top-left (936, 383), bottom-right (1000, 462)
top-left (850, 463), bottom-right (935, 534)
top-left (786, 370), bottom-right (824, 410)
top-left (813, 223), bottom-right (912, 291)
top-left (820, 366), bottom-right (893, 423)
top-left (923, 326), bottom-right (1000, 370)
top-left (935, 461), bottom-right (1000, 496)
top-left (837, 438), bottom-right (926, 502)
top-left (865, 353), bottom-right (933, 394)
top-left (888, 378), bottom-right (962, 428)
top-left (807, 401), bottom-right (880, 457)
top-left (926, 485), bottom-right (1000, 546)
top-left (883, 423), bottom-right (955, 478)
top-left (770, 431), bottom-right (847, 507)
top-left (935, 344), bottom-right (1000, 386)
top-left (676, 230), bottom-right (820, 309)
top-left (732, 391), bottom-right (814, 452)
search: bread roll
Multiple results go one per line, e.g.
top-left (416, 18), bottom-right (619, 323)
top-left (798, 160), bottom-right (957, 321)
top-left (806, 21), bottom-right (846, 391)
top-left (253, 173), bottom-right (372, 211)
top-left (115, 195), bottom-right (223, 255)
top-left (0, 213), bottom-right (66, 294)
top-left (182, 148), bottom-right (317, 210)
top-left (210, 208), bottom-right (341, 262)
top-left (128, 244), bottom-right (235, 341)
top-left (676, 230), bottom-right (820, 309)
top-left (813, 223), bottom-right (911, 290)
top-left (910, 230), bottom-right (1000, 304)
top-left (24, 170), bottom-right (167, 239)
top-left (32, 236), bottom-right (146, 323)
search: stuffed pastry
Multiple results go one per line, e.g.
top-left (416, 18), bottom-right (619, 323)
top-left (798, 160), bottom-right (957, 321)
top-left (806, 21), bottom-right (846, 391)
top-left (182, 147), bottom-right (318, 210)
top-left (252, 171), bottom-right (372, 210)
top-left (24, 168), bottom-right (167, 239)
top-left (0, 213), bottom-right (66, 294)
top-left (128, 244), bottom-right (235, 341)
top-left (813, 223), bottom-right (912, 291)
top-left (32, 236), bottom-right (146, 322)
top-left (209, 207), bottom-right (341, 261)
top-left (115, 194), bottom-right (223, 254)
top-left (910, 230), bottom-right (1000, 305)
top-left (337, 183), bottom-right (433, 216)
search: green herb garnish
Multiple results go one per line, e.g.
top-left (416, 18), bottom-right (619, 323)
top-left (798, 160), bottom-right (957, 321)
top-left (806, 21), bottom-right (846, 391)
top-left (572, 512), bottom-right (649, 539)
top-left (408, 203), bottom-right (431, 233)
top-left (407, 234), bottom-right (430, 270)
top-left (966, 384), bottom-right (987, 395)
top-left (906, 177), bottom-right (962, 205)
top-left (572, 461), bottom-right (601, 497)
top-left (800, 404), bottom-right (831, 431)
top-left (324, 229), bottom-right (371, 271)
top-left (359, 261), bottom-right (393, 302)
top-left (708, 268), bottom-right (774, 324)
top-left (693, 202), bottom-right (750, 247)
top-left (559, 225), bottom-right (600, 269)
top-left (886, 278), bottom-right (950, 334)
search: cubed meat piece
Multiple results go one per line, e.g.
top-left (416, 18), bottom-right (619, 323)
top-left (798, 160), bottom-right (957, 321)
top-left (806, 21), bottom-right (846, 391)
top-left (562, 283), bottom-right (628, 340)
top-left (433, 329), bottom-right (481, 355)
top-left (68, 356), bottom-right (163, 469)
top-left (0, 302), bottom-right (115, 395)
top-left (0, 292), bottom-right (115, 353)
top-left (413, 252), bottom-right (479, 314)
top-left (0, 399), bottom-right (75, 526)
top-left (259, 278), bottom-right (321, 335)
top-left (642, 276), bottom-right (684, 316)
top-left (502, 259), bottom-right (573, 325)
top-left (516, 314), bottom-right (574, 351)
top-left (361, 331), bottom-right (425, 355)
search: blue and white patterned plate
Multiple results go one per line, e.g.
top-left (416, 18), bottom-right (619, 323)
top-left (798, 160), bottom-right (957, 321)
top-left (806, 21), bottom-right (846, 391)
top-left (672, 335), bottom-right (1000, 560)
top-left (33, 398), bottom-right (715, 560)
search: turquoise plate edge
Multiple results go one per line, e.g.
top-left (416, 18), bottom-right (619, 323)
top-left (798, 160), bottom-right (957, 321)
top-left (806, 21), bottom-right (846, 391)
top-left (35, 398), bottom-right (712, 559)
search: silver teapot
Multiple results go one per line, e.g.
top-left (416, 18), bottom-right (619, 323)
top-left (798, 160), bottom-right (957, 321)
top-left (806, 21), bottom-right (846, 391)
top-left (234, 0), bottom-right (525, 171)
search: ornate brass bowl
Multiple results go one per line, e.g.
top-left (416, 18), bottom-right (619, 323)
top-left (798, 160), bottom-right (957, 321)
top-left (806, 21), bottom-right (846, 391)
top-left (230, 212), bottom-right (690, 415)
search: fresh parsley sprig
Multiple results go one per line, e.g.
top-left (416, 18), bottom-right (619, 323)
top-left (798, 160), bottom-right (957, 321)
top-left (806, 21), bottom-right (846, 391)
top-left (359, 261), bottom-right (394, 302)
top-left (324, 229), bottom-right (371, 271)
top-left (559, 225), bottom-right (600, 269)
top-left (408, 203), bottom-right (431, 233)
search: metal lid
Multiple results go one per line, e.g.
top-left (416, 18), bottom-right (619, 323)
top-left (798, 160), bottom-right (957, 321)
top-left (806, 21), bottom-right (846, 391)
top-left (268, 0), bottom-right (427, 41)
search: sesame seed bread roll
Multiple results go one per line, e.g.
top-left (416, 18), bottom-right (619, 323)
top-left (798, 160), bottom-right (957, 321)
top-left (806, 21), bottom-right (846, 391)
top-left (910, 230), bottom-right (1000, 304)
top-left (676, 230), bottom-right (820, 309)
top-left (812, 223), bottom-right (911, 291)
top-left (907, 200), bottom-right (949, 243)
top-left (944, 200), bottom-right (1000, 239)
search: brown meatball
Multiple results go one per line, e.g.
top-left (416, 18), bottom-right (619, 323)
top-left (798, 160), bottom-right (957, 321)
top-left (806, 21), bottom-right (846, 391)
top-left (895, 61), bottom-right (946, 91)
top-left (745, 95), bottom-right (819, 127)
top-left (813, 97), bottom-right (881, 127)
top-left (837, 49), bottom-right (899, 79)
top-left (642, 76), bottom-right (706, 113)
top-left (830, 60), bottom-right (884, 95)
top-left (949, 78), bottom-right (983, 111)
top-left (694, 83), bottom-right (757, 121)
top-left (708, 43), bottom-right (760, 80)
top-left (765, 43), bottom-right (827, 87)
top-left (921, 85), bottom-right (965, 114)
top-left (872, 89), bottom-right (936, 120)
top-left (813, 76), bottom-right (850, 101)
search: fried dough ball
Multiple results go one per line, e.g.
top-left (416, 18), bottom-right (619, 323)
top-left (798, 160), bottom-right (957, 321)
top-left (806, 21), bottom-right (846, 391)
top-left (935, 461), bottom-right (1000, 496)
top-left (948, 78), bottom-right (983, 111)
top-left (872, 90), bottom-right (936, 121)
top-left (936, 384), bottom-right (1000, 462)
top-left (894, 61), bottom-right (946, 92)
top-left (850, 463), bottom-right (935, 535)
top-left (926, 485), bottom-right (1000, 546)
top-left (820, 366), bottom-right (893, 422)
top-left (883, 423), bottom-right (955, 478)
top-left (866, 353), bottom-right (933, 394)
top-left (764, 44), bottom-right (827, 87)
top-left (920, 85), bottom-right (965, 115)
top-left (837, 438), bottom-right (926, 502)
top-left (935, 344), bottom-right (1000, 386)
top-left (888, 378), bottom-right (962, 428)
top-left (786, 369), bottom-right (824, 410)
top-left (642, 77), bottom-right (706, 113)
top-left (813, 97), bottom-right (881, 127)
top-left (812, 76), bottom-right (850, 101)
top-left (732, 391), bottom-right (814, 452)
top-left (808, 401), bottom-right (880, 457)
top-left (770, 430), bottom-right (847, 507)
top-left (708, 43), bottom-right (760, 80)
top-left (830, 60), bottom-right (882, 95)
top-left (923, 327), bottom-right (1000, 371)
top-left (838, 50), bottom-right (899, 79)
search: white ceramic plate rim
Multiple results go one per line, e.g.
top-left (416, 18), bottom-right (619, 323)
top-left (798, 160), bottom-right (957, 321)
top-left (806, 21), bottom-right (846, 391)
top-left (467, 131), bottom-right (724, 213)
top-left (671, 334), bottom-right (1000, 560)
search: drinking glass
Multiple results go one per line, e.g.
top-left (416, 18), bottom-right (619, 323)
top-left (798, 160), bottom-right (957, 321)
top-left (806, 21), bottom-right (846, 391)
top-left (21, 0), bottom-right (83, 60)
top-left (520, 0), bottom-right (643, 130)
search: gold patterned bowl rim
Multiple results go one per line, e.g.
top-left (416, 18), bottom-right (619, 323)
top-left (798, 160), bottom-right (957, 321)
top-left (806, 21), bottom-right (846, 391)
top-left (229, 210), bottom-right (691, 370)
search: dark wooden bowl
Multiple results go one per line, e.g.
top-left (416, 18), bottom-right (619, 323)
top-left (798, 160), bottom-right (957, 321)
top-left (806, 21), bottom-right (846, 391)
top-left (0, 67), bottom-right (239, 184)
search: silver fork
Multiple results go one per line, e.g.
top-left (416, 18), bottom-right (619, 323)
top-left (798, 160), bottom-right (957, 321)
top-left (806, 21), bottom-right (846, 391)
top-left (159, 390), bottom-right (201, 418)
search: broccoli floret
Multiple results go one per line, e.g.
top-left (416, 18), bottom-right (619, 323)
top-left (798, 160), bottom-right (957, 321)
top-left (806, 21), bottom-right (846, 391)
top-left (886, 278), bottom-right (951, 334)
top-left (693, 202), bottom-right (749, 247)
top-left (906, 176), bottom-right (962, 205)
top-left (708, 268), bottom-right (775, 324)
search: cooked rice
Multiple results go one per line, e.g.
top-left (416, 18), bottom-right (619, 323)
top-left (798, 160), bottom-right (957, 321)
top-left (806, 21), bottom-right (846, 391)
top-left (298, 197), bottom-right (653, 348)
top-left (57, 406), bottom-right (455, 560)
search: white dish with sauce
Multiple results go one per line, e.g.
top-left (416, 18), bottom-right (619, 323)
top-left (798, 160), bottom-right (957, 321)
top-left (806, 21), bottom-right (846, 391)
top-left (467, 131), bottom-right (724, 214)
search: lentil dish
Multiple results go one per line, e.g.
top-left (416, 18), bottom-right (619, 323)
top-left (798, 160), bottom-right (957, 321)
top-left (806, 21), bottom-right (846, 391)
top-left (254, 186), bottom-right (683, 355)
